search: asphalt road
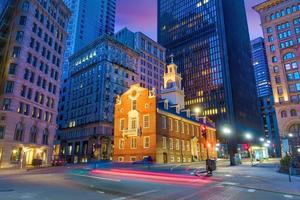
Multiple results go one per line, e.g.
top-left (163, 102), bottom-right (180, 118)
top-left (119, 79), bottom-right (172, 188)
top-left (0, 164), bottom-right (299, 200)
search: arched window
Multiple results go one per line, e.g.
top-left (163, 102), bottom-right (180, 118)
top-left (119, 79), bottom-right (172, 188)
top-left (283, 52), bottom-right (295, 60)
top-left (42, 128), bottom-right (49, 145)
top-left (291, 109), bottom-right (297, 117)
top-left (14, 123), bottom-right (23, 141)
top-left (29, 126), bottom-right (38, 143)
top-left (270, 13), bottom-right (275, 20)
top-left (22, 1), bottom-right (30, 11)
top-left (286, 7), bottom-right (291, 14)
top-left (272, 56), bottom-right (278, 63)
top-left (289, 124), bottom-right (300, 134)
top-left (281, 110), bottom-right (287, 118)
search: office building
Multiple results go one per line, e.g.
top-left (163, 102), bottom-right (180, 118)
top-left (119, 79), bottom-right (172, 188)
top-left (113, 61), bottom-right (217, 163)
top-left (254, 0), bottom-right (300, 154)
top-left (115, 28), bottom-right (166, 93)
top-left (56, 35), bottom-right (138, 163)
top-left (158, 0), bottom-right (261, 152)
top-left (251, 37), bottom-right (280, 157)
top-left (0, 0), bottom-right (70, 168)
top-left (62, 0), bottom-right (116, 78)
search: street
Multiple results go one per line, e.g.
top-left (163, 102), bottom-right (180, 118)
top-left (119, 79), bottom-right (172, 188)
top-left (0, 161), bottom-right (299, 200)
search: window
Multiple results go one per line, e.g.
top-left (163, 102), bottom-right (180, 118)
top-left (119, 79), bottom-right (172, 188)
top-left (162, 137), bottom-right (166, 149)
top-left (169, 118), bottom-right (173, 130)
top-left (272, 56), bottom-right (278, 63)
top-left (8, 63), bottom-right (17, 75)
top-left (130, 157), bottom-right (136, 162)
top-left (132, 100), bottom-right (137, 110)
top-left (130, 137), bottom-right (137, 149)
top-left (162, 116), bottom-right (166, 129)
top-left (144, 136), bottom-right (150, 148)
top-left (181, 122), bottom-right (184, 133)
top-left (175, 139), bottom-right (180, 150)
top-left (118, 157), bottom-right (124, 162)
top-left (0, 126), bottom-right (5, 139)
top-left (29, 126), bottom-right (37, 143)
top-left (131, 117), bottom-right (137, 129)
top-left (143, 115), bottom-right (149, 128)
top-left (283, 52), bottom-right (295, 60)
top-left (270, 45), bottom-right (276, 52)
top-left (42, 128), bottom-right (49, 145)
top-left (281, 110), bottom-right (287, 118)
top-left (119, 139), bottom-right (124, 149)
top-left (273, 66), bottom-right (279, 73)
top-left (275, 76), bottom-right (281, 84)
top-left (12, 47), bottom-right (21, 58)
top-left (291, 109), bottom-right (297, 117)
top-left (5, 81), bottom-right (14, 93)
top-left (267, 27), bottom-right (273, 33)
top-left (14, 123), bottom-right (23, 141)
top-left (120, 119), bottom-right (125, 130)
top-left (186, 141), bottom-right (190, 151)
top-left (181, 140), bottom-right (185, 151)
top-left (277, 86), bottom-right (283, 95)
top-left (22, 1), bottom-right (30, 11)
top-left (19, 16), bottom-right (27, 25)
top-left (16, 31), bottom-right (24, 42)
top-left (175, 120), bottom-right (179, 132)
top-left (169, 138), bottom-right (173, 150)
top-left (10, 148), bottom-right (21, 162)
top-left (2, 98), bottom-right (11, 111)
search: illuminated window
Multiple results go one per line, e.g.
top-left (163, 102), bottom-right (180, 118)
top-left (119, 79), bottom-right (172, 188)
top-left (132, 100), bottom-right (137, 110)
top-left (169, 118), bottom-right (173, 130)
top-left (175, 120), bottom-right (179, 132)
top-left (181, 140), bottom-right (185, 151)
top-left (186, 141), bottom-right (190, 151)
top-left (144, 136), bottom-right (150, 148)
top-left (181, 122), bottom-right (184, 133)
top-left (131, 117), bottom-right (137, 129)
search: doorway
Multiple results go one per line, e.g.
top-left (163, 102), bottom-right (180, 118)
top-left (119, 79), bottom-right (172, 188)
top-left (163, 153), bottom-right (168, 164)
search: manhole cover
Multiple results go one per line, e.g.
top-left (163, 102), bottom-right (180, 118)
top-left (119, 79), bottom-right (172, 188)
top-left (0, 189), bottom-right (14, 192)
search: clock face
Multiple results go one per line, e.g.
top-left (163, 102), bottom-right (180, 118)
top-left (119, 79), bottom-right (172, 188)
top-left (131, 90), bottom-right (137, 97)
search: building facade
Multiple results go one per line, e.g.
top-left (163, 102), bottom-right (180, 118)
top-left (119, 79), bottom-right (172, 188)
top-left (158, 0), bottom-right (261, 147)
top-left (113, 62), bottom-right (217, 163)
top-left (0, 0), bottom-right (70, 168)
top-left (56, 35), bottom-right (139, 163)
top-left (251, 37), bottom-right (281, 157)
top-left (115, 28), bottom-right (166, 93)
top-left (254, 1), bottom-right (300, 146)
top-left (62, 0), bottom-right (116, 79)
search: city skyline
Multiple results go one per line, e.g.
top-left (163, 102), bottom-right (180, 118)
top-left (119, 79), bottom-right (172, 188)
top-left (116, 0), bottom-right (265, 41)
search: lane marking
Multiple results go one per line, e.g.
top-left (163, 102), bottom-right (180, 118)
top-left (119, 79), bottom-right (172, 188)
top-left (111, 190), bottom-right (159, 200)
top-left (97, 190), bottom-right (105, 194)
top-left (73, 174), bottom-right (121, 182)
top-left (283, 195), bottom-right (294, 199)
top-left (225, 174), bottom-right (232, 177)
top-left (247, 189), bottom-right (256, 193)
top-left (221, 181), bottom-right (238, 186)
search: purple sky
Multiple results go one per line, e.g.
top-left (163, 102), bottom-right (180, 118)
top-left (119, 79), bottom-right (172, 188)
top-left (116, 0), bottom-right (265, 41)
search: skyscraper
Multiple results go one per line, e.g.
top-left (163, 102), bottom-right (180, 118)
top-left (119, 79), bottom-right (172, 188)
top-left (56, 35), bottom-right (139, 163)
top-left (0, 0), bottom-right (70, 168)
top-left (251, 37), bottom-right (280, 157)
top-left (254, 0), bottom-right (300, 153)
top-left (158, 0), bottom-right (261, 148)
top-left (62, 0), bottom-right (116, 78)
top-left (115, 28), bottom-right (166, 93)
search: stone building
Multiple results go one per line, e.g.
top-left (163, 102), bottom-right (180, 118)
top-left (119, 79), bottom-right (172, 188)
top-left (56, 35), bottom-right (139, 163)
top-left (113, 61), bottom-right (217, 163)
top-left (0, 0), bottom-right (70, 168)
top-left (254, 1), bottom-right (300, 147)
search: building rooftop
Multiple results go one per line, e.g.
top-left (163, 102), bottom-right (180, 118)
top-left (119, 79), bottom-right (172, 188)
top-left (253, 0), bottom-right (285, 12)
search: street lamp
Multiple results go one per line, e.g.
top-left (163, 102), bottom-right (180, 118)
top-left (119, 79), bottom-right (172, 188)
top-left (245, 133), bottom-right (253, 140)
top-left (259, 138), bottom-right (265, 142)
top-left (222, 127), bottom-right (232, 136)
top-left (245, 133), bottom-right (253, 166)
top-left (288, 133), bottom-right (293, 138)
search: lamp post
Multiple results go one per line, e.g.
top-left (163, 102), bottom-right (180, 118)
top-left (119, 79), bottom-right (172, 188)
top-left (245, 133), bottom-right (253, 166)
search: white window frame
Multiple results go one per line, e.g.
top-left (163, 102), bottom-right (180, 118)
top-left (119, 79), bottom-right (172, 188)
top-left (175, 139), bottom-right (180, 150)
top-left (144, 136), bottom-right (150, 148)
top-left (143, 115), bottom-right (150, 128)
top-left (131, 117), bottom-right (137, 129)
top-left (130, 137), bottom-right (137, 149)
top-left (120, 118), bottom-right (125, 131)
top-left (169, 118), bottom-right (173, 131)
top-left (169, 138), bottom-right (173, 149)
top-left (119, 138), bottom-right (124, 149)
top-left (175, 120), bottom-right (179, 132)
top-left (162, 116), bottom-right (166, 129)
top-left (162, 137), bottom-right (167, 149)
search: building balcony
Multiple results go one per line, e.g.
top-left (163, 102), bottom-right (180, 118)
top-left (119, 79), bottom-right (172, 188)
top-left (122, 128), bottom-right (139, 137)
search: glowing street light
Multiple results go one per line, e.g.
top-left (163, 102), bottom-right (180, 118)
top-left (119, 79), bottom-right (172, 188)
top-left (222, 127), bottom-right (232, 136)
top-left (264, 143), bottom-right (270, 147)
top-left (259, 138), bottom-right (265, 142)
top-left (267, 140), bottom-right (271, 144)
top-left (288, 133), bottom-right (293, 138)
top-left (245, 133), bottom-right (253, 140)
top-left (194, 107), bottom-right (201, 114)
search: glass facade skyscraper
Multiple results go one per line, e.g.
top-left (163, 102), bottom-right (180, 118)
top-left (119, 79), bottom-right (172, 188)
top-left (251, 37), bottom-right (280, 157)
top-left (158, 0), bottom-right (261, 144)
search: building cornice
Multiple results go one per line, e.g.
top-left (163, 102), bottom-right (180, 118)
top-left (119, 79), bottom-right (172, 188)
top-left (253, 0), bottom-right (285, 12)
